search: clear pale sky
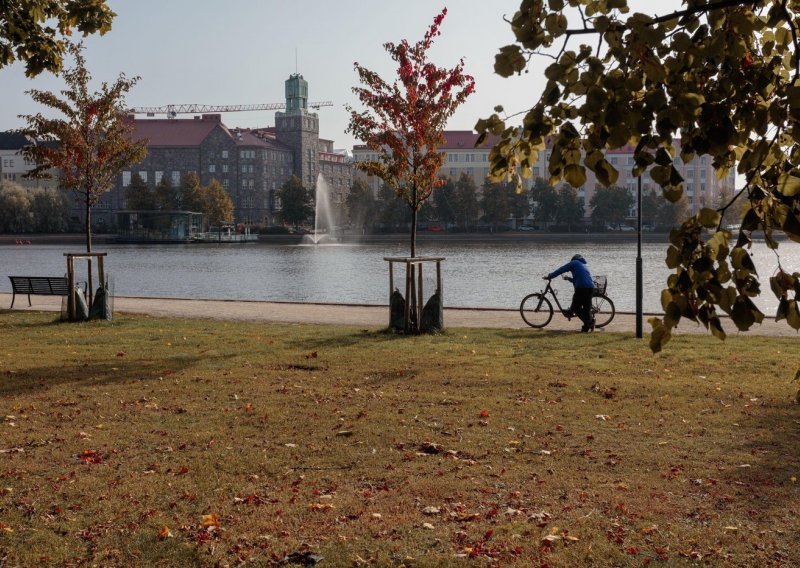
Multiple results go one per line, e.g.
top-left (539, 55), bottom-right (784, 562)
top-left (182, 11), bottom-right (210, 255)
top-left (0, 0), bottom-right (681, 150)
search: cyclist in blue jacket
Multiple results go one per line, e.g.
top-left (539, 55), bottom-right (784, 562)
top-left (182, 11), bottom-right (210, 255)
top-left (545, 254), bottom-right (595, 332)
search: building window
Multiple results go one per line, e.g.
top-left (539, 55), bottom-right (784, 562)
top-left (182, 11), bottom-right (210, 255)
top-left (155, 171), bottom-right (163, 185)
top-left (172, 171), bottom-right (180, 185)
top-left (223, 179), bottom-right (229, 189)
top-left (222, 164), bottom-right (228, 173)
top-left (222, 150), bottom-right (228, 159)
top-left (122, 171), bottom-right (131, 187)
top-left (139, 171), bottom-right (148, 183)
top-left (209, 164), bottom-right (216, 173)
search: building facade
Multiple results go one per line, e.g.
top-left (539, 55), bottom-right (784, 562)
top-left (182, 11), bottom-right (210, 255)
top-left (0, 132), bottom-right (59, 190)
top-left (352, 132), bottom-right (737, 223)
top-left (91, 74), bottom-right (352, 229)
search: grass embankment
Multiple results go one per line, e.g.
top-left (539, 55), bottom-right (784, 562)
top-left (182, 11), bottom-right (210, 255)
top-left (0, 312), bottom-right (798, 567)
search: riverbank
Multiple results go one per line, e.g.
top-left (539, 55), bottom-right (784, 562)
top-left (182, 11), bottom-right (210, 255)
top-left (0, 231), bottom-right (672, 247)
top-left (2, 293), bottom-right (796, 337)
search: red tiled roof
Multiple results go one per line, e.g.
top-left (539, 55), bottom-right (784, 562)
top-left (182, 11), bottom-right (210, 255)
top-left (441, 130), bottom-right (497, 149)
top-left (353, 130), bottom-right (498, 151)
top-left (231, 130), bottom-right (271, 147)
top-left (132, 116), bottom-right (225, 146)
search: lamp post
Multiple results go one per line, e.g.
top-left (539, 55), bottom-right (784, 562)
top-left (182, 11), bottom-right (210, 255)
top-left (636, 176), bottom-right (643, 339)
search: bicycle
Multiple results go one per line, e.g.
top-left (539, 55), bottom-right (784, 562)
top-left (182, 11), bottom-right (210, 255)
top-left (519, 275), bottom-right (615, 329)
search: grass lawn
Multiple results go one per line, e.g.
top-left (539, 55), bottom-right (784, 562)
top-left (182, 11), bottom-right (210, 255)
top-left (0, 311), bottom-right (798, 567)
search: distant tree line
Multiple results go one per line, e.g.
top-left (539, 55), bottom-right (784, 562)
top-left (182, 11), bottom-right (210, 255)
top-left (125, 172), bottom-right (234, 229)
top-left (264, 174), bottom-right (742, 234)
top-left (0, 181), bottom-right (71, 233)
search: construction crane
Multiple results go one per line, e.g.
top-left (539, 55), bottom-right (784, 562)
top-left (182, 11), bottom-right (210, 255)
top-left (128, 101), bottom-right (334, 118)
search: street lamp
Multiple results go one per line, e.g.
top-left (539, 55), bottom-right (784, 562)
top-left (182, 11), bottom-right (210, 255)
top-left (636, 176), bottom-right (643, 339)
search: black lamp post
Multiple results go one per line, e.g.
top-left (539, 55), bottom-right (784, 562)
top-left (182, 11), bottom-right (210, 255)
top-left (636, 175), bottom-right (643, 339)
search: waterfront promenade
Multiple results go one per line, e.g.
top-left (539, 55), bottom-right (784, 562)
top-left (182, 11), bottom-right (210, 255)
top-left (1, 292), bottom-right (796, 337)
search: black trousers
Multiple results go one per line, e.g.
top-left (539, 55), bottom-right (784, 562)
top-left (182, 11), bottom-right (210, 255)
top-left (570, 287), bottom-right (594, 327)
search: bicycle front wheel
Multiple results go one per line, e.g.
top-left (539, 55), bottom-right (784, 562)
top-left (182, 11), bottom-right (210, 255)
top-left (520, 293), bottom-right (554, 328)
top-left (591, 293), bottom-right (615, 328)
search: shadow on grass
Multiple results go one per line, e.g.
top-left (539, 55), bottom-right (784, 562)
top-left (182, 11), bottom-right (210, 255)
top-left (0, 351), bottom-right (236, 397)
top-left (715, 399), bottom-right (800, 519)
top-left (283, 327), bottom-right (414, 351)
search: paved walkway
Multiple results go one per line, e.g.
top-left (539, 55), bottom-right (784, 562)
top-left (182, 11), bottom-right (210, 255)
top-left (1, 292), bottom-right (797, 337)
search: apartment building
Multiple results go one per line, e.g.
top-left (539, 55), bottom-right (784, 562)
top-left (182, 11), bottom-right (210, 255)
top-left (353, 132), bottom-right (736, 222)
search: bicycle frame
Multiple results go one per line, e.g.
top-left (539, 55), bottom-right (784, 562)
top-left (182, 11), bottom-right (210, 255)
top-left (540, 279), bottom-right (572, 317)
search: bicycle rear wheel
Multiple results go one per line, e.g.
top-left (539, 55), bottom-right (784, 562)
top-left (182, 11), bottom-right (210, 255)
top-left (520, 293), bottom-right (554, 328)
top-left (591, 293), bottom-right (615, 328)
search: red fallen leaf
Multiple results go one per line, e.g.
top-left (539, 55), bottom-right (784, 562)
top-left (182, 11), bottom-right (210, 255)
top-left (483, 528), bottom-right (494, 541)
top-left (626, 547), bottom-right (638, 555)
top-left (479, 409), bottom-right (490, 418)
top-left (79, 449), bottom-right (102, 464)
top-left (177, 466), bottom-right (189, 475)
top-left (158, 526), bottom-right (173, 539)
top-left (116, 352), bottom-right (126, 357)
top-left (245, 403), bottom-right (252, 413)
top-left (0, 522), bottom-right (13, 532)
top-left (164, 370), bottom-right (173, 376)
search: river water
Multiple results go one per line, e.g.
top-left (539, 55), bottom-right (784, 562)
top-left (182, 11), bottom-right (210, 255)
top-left (1, 238), bottom-right (796, 314)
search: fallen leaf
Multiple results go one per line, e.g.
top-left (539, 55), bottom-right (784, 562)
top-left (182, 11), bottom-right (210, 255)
top-left (201, 514), bottom-right (220, 528)
top-left (79, 449), bottom-right (102, 464)
top-left (422, 522), bottom-right (435, 530)
top-left (158, 526), bottom-right (173, 539)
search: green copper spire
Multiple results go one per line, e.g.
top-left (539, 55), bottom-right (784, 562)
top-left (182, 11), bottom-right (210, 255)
top-left (285, 73), bottom-right (308, 112)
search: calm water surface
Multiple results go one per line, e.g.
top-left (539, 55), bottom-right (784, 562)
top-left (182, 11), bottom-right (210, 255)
top-left (1, 239), bottom-right (796, 314)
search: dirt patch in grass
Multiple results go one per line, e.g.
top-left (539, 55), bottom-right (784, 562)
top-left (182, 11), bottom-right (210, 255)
top-left (0, 312), bottom-right (798, 566)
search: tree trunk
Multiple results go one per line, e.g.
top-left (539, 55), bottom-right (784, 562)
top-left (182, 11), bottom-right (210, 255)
top-left (85, 200), bottom-right (92, 253)
top-left (84, 200), bottom-right (94, 309)
top-left (410, 183), bottom-right (418, 258)
top-left (410, 206), bottom-right (417, 258)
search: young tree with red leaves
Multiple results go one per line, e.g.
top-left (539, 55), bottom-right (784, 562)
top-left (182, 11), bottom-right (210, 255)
top-left (21, 42), bottom-right (147, 253)
top-left (346, 8), bottom-right (475, 258)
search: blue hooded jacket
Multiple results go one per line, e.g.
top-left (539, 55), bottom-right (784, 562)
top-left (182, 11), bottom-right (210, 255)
top-left (547, 256), bottom-right (593, 289)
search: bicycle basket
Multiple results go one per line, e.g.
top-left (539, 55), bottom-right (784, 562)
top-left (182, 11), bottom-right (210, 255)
top-left (592, 275), bottom-right (607, 294)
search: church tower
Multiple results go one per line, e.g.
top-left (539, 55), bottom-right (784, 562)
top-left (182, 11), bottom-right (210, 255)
top-left (275, 74), bottom-right (320, 189)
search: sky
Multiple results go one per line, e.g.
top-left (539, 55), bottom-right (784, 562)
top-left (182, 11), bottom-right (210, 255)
top-left (0, 0), bottom-right (682, 150)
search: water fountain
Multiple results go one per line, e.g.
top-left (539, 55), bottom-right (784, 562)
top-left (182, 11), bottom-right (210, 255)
top-left (308, 173), bottom-right (337, 244)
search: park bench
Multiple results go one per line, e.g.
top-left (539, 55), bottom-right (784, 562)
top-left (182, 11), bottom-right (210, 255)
top-left (8, 276), bottom-right (85, 309)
